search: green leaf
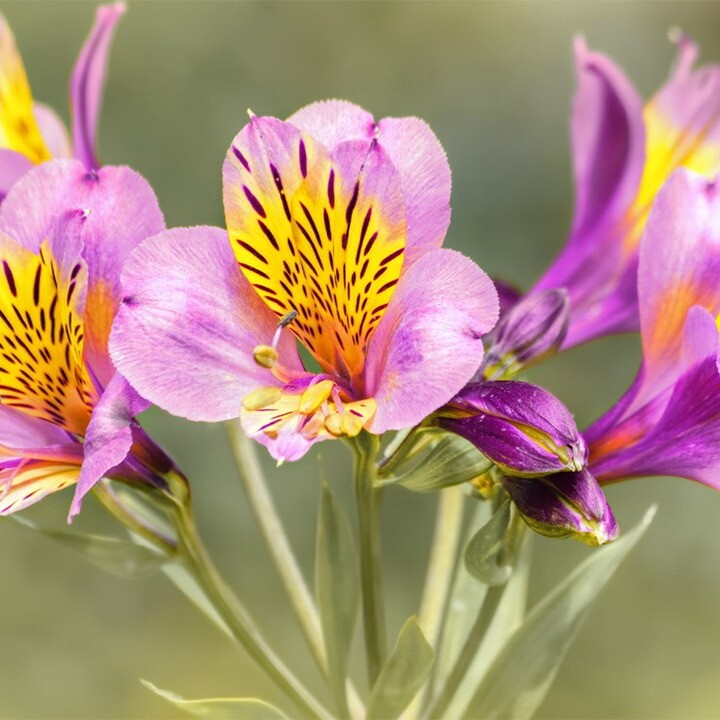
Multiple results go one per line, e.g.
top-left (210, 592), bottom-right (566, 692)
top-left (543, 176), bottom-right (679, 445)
top-left (461, 506), bottom-right (656, 720)
top-left (377, 432), bottom-right (492, 492)
top-left (463, 498), bottom-right (513, 585)
top-left (141, 681), bottom-right (286, 719)
top-left (11, 515), bottom-right (169, 579)
top-left (367, 616), bottom-right (435, 720)
top-left (315, 481), bottom-right (359, 716)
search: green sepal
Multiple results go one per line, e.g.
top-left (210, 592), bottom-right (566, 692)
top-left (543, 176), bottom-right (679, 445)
top-left (463, 498), bottom-right (514, 585)
top-left (376, 431), bottom-right (492, 493)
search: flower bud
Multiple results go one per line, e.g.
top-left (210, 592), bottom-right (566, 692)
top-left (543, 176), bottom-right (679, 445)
top-left (438, 380), bottom-right (587, 477)
top-left (500, 469), bottom-right (619, 545)
top-left (482, 289), bottom-right (569, 380)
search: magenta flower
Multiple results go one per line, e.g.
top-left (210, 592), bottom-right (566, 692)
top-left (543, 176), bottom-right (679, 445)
top-left (0, 158), bottom-right (172, 519)
top-left (0, 3), bottom-right (124, 200)
top-left (586, 169), bottom-right (720, 488)
top-left (532, 35), bottom-right (720, 350)
top-left (110, 101), bottom-right (499, 462)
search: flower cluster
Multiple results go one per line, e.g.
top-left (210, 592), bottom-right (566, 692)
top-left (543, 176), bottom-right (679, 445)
top-left (2, 4), bottom-right (720, 552)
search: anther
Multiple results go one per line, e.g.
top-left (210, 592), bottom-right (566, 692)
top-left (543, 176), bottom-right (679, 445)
top-left (242, 386), bottom-right (282, 411)
top-left (253, 345), bottom-right (278, 368)
top-left (299, 380), bottom-right (334, 415)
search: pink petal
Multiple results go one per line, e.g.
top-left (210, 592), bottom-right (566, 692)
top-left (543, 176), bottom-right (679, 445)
top-left (110, 226), bottom-right (303, 422)
top-left (70, 2), bottom-right (126, 170)
top-left (364, 248), bottom-right (498, 433)
top-left (289, 101), bottom-right (452, 264)
top-left (0, 150), bottom-right (32, 202)
top-left (33, 103), bottom-right (71, 158)
top-left (0, 159), bottom-right (164, 385)
top-left (288, 100), bottom-right (375, 149)
top-left (68, 373), bottom-right (146, 520)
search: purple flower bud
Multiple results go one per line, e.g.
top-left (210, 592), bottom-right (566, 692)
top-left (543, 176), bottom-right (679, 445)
top-left (438, 381), bottom-right (587, 477)
top-left (482, 289), bottom-right (570, 380)
top-left (500, 469), bottom-right (619, 545)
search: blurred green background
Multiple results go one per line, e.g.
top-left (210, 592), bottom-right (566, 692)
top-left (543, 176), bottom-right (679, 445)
top-left (2, 1), bottom-right (720, 718)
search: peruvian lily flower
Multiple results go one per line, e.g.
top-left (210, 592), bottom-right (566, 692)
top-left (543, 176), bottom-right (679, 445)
top-left (110, 101), bottom-right (499, 462)
top-left (0, 3), bottom-right (125, 200)
top-left (532, 34), bottom-right (720, 350)
top-left (0, 158), bottom-right (173, 520)
top-left (586, 169), bottom-right (720, 488)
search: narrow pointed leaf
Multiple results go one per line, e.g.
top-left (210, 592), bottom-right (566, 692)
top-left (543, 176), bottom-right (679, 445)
top-left (315, 481), bottom-right (359, 716)
top-left (141, 681), bottom-right (286, 719)
top-left (377, 432), bottom-right (492, 492)
top-left (367, 616), bottom-right (434, 720)
top-left (462, 507), bottom-right (656, 719)
top-left (463, 498), bottom-right (513, 585)
top-left (11, 515), bottom-right (169, 579)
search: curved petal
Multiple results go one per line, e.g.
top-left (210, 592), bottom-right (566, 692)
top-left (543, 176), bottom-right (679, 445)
top-left (33, 103), bottom-right (71, 158)
top-left (0, 159), bottom-right (164, 385)
top-left (289, 102), bottom-right (452, 264)
top-left (0, 149), bottom-right (31, 201)
top-left (68, 373), bottom-right (146, 520)
top-left (70, 2), bottom-right (126, 170)
top-left (110, 226), bottom-right (303, 423)
top-left (288, 100), bottom-right (375, 149)
top-left (533, 37), bottom-right (645, 348)
top-left (365, 248), bottom-right (498, 433)
top-left (0, 461), bottom-right (79, 516)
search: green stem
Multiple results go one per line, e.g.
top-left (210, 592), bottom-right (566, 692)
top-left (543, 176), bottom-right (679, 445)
top-left (425, 582), bottom-right (506, 720)
top-left (171, 498), bottom-right (331, 720)
top-left (226, 422), bottom-right (366, 720)
top-left (353, 432), bottom-right (387, 687)
top-left (406, 486), bottom-right (465, 720)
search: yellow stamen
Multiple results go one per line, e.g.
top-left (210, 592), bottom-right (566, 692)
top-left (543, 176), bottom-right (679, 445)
top-left (253, 344), bottom-right (278, 369)
top-left (299, 379), bottom-right (334, 414)
top-left (241, 386), bottom-right (282, 411)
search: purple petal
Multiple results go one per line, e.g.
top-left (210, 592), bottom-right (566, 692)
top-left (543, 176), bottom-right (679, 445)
top-left (364, 248), bottom-right (498, 433)
top-left (482, 289), bottom-right (569, 379)
top-left (70, 2), bottom-right (126, 170)
top-left (68, 373), bottom-right (146, 520)
top-left (33, 103), bottom-right (71, 158)
top-left (442, 381), bottom-right (587, 477)
top-left (533, 37), bottom-right (645, 348)
top-left (501, 469), bottom-right (619, 545)
top-left (109, 226), bottom-right (303, 422)
top-left (0, 150), bottom-right (32, 202)
top-left (289, 102), bottom-right (452, 264)
top-left (493, 278), bottom-right (523, 317)
top-left (0, 159), bottom-right (164, 385)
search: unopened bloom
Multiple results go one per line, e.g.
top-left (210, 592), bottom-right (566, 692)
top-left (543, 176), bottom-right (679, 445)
top-left (481, 289), bottom-right (569, 379)
top-left (533, 34), bottom-right (720, 349)
top-left (500, 469), bottom-right (618, 546)
top-left (110, 101), bottom-right (499, 461)
top-left (0, 3), bottom-right (124, 200)
top-left (0, 159), bottom-right (173, 519)
top-left (438, 380), bottom-right (587, 477)
top-left (586, 169), bottom-right (720, 488)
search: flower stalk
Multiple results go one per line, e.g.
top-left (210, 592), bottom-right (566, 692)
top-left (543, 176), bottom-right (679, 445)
top-left (353, 431), bottom-right (387, 686)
